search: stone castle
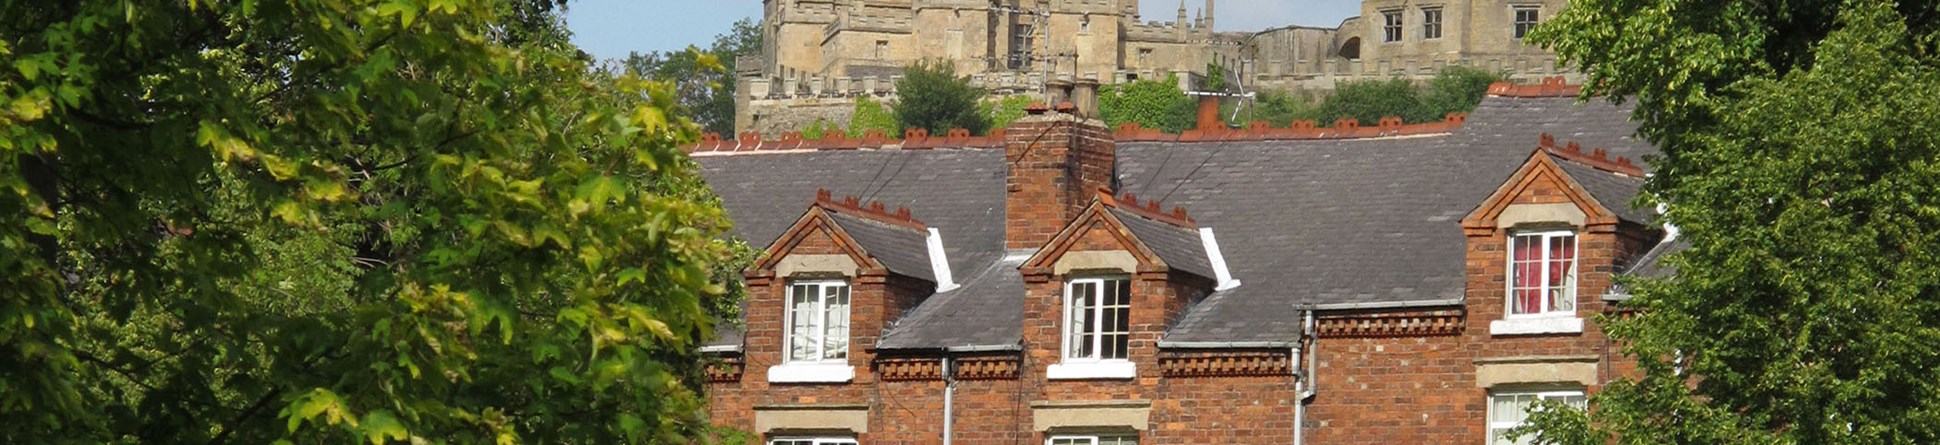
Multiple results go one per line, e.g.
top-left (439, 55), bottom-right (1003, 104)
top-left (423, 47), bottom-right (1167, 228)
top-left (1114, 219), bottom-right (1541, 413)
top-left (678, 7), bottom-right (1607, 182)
top-left (739, 0), bottom-right (1580, 135)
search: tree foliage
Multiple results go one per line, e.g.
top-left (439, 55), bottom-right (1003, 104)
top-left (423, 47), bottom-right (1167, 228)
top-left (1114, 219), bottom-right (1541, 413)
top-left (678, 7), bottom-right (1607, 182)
top-left (621, 18), bottom-right (762, 137)
top-left (983, 95), bottom-right (1037, 131)
top-left (847, 96), bottom-right (900, 137)
top-left (1419, 66), bottom-right (1504, 120)
top-left (1515, 1), bottom-right (1940, 443)
top-left (1099, 75), bottom-right (1200, 133)
top-left (1, 0), bottom-right (746, 443)
top-left (893, 60), bottom-right (991, 136)
top-left (1316, 78), bottom-right (1433, 124)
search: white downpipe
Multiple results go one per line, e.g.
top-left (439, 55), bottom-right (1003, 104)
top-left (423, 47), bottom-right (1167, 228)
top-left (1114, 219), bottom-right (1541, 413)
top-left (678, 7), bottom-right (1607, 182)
top-left (1199, 228), bottom-right (1242, 291)
top-left (1295, 310), bottom-right (1317, 445)
top-left (942, 356), bottom-right (956, 445)
top-left (1291, 342), bottom-right (1305, 445)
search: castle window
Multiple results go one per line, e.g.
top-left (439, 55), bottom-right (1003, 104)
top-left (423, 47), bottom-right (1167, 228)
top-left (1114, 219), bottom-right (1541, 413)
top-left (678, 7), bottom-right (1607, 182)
top-left (785, 280), bottom-right (851, 364)
top-left (1382, 10), bottom-right (1403, 43)
top-left (874, 40), bottom-right (888, 59)
top-left (1137, 48), bottom-right (1153, 66)
top-left (1064, 277), bottom-right (1131, 362)
top-left (1488, 389), bottom-right (1586, 445)
top-left (1422, 7), bottom-right (1444, 40)
top-left (1514, 7), bottom-right (1540, 39)
top-left (1081, 15), bottom-right (1091, 33)
top-left (1048, 434), bottom-right (1138, 445)
top-left (1508, 230), bottom-right (1576, 317)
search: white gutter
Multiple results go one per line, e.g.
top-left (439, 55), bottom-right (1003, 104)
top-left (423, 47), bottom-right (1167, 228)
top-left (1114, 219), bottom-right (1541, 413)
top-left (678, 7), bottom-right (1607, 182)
top-left (944, 344), bottom-right (1022, 352)
top-left (1199, 227), bottom-right (1242, 291)
top-left (699, 344), bottom-right (742, 354)
top-left (1309, 298), bottom-right (1463, 311)
top-left (1157, 340), bottom-right (1293, 349)
top-left (927, 228), bottom-right (959, 293)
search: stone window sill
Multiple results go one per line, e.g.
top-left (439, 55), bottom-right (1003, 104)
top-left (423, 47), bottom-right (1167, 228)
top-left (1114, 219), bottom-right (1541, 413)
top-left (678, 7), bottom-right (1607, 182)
top-left (1490, 316), bottom-right (1584, 336)
top-left (1047, 361), bottom-right (1137, 380)
top-left (767, 363), bottom-right (855, 383)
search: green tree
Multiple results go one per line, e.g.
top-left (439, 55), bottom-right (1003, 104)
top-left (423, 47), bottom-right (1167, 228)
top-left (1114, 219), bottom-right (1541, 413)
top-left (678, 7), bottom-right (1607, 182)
top-left (1420, 66), bottom-right (1503, 119)
top-left (1314, 78), bottom-right (1430, 125)
top-left (1099, 75), bottom-right (1199, 133)
top-left (982, 95), bottom-right (1037, 132)
top-left (848, 96), bottom-right (900, 137)
top-left (892, 60), bottom-right (990, 136)
top-left (622, 18), bottom-right (762, 136)
top-left (1513, 1), bottom-right (1940, 444)
top-left (1, 1), bottom-right (745, 443)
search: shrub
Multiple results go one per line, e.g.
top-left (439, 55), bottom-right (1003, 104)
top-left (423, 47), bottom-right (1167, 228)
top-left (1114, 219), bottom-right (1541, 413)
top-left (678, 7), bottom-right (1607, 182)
top-left (849, 96), bottom-right (900, 137)
top-left (1421, 66), bottom-right (1505, 119)
top-left (982, 95), bottom-right (1036, 132)
top-left (1099, 74), bottom-right (1199, 133)
top-left (893, 60), bottom-right (990, 135)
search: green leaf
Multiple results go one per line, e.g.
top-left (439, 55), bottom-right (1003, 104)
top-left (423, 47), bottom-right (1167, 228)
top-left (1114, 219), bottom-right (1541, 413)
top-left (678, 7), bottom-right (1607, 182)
top-left (359, 410), bottom-right (408, 444)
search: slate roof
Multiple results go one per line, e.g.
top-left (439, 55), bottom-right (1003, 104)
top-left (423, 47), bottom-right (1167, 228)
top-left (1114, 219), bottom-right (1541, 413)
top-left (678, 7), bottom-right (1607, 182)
top-left (1607, 235), bottom-right (1690, 302)
top-left (1550, 157), bottom-right (1653, 224)
top-left (877, 255), bottom-right (1027, 350)
top-left (1109, 208), bottom-right (1215, 280)
top-left (826, 211), bottom-right (934, 282)
top-left (696, 93), bottom-right (1656, 349)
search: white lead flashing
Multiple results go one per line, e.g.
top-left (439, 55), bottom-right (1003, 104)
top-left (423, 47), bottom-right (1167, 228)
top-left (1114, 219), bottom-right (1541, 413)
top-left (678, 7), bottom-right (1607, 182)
top-left (927, 228), bottom-right (959, 293)
top-left (767, 363), bottom-right (856, 383)
top-left (1199, 227), bottom-right (1242, 291)
top-left (699, 344), bottom-right (743, 354)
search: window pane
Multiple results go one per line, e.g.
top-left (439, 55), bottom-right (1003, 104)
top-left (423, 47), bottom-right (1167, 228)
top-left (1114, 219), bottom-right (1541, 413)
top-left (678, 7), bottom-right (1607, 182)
top-left (1069, 282), bottom-right (1095, 359)
top-left (1548, 235), bottom-right (1576, 312)
top-left (822, 285), bottom-right (850, 360)
top-left (789, 285), bottom-right (818, 361)
top-left (1490, 393), bottom-right (1529, 423)
top-left (1101, 436), bottom-right (1138, 445)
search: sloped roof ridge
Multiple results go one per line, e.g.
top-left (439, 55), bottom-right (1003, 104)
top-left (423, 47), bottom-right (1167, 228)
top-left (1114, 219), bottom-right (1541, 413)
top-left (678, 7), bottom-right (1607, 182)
top-left (1486, 76), bottom-right (1583, 98)
top-left (1099, 189), bottom-right (1197, 229)
top-left (1536, 133), bottom-right (1647, 178)
top-left (814, 188), bottom-right (926, 231)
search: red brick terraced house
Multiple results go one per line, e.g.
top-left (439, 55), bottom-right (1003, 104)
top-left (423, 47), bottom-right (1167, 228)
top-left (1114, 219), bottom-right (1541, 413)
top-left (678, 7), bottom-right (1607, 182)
top-left (685, 78), bottom-right (1683, 445)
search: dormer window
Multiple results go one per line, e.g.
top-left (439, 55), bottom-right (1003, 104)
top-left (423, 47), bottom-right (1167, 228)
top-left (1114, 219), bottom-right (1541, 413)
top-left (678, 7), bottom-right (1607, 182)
top-left (1508, 230), bottom-right (1576, 317)
top-left (786, 280), bottom-right (851, 364)
top-left (1064, 277), bottom-right (1131, 362)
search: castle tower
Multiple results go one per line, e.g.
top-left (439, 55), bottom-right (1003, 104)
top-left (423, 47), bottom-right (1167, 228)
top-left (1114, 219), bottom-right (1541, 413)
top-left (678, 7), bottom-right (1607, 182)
top-left (1195, 0), bottom-right (1210, 32)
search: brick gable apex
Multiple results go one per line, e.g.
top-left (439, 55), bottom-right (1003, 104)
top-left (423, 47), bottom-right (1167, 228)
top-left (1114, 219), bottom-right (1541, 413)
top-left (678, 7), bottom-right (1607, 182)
top-left (1461, 149), bottom-right (1622, 234)
top-left (748, 206), bottom-right (886, 278)
top-left (1019, 199), bottom-right (1170, 277)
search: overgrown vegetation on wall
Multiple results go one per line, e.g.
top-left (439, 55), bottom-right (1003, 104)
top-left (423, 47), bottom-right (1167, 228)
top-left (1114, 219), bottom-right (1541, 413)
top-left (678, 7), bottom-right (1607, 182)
top-left (848, 96), bottom-right (900, 137)
top-left (1231, 66), bottom-right (1506, 127)
top-left (1099, 75), bottom-right (1201, 133)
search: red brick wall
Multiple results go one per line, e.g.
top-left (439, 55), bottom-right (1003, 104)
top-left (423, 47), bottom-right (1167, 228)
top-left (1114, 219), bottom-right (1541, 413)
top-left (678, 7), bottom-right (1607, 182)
top-left (1004, 114), bottom-right (1116, 250)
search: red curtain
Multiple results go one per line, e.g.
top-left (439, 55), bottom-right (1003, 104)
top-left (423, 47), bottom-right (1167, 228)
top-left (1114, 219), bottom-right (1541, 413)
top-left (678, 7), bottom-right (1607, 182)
top-left (1513, 236), bottom-right (1542, 314)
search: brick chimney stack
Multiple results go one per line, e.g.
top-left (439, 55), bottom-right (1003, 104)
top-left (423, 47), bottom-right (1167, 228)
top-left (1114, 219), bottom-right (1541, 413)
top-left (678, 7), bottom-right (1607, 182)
top-left (1004, 105), bottom-right (1116, 251)
top-left (1196, 94), bottom-right (1222, 131)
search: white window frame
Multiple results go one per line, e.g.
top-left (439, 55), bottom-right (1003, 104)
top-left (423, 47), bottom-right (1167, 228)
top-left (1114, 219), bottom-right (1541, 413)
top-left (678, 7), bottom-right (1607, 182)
top-left (770, 438), bottom-right (858, 445)
top-left (783, 280), bottom-right (851, 364)
top-left (1512, 6), bottom-right (1541, 39)
top-left (1049, 276), bottom-right (1136, 380)
top-left (1486, 389), bottom-right (1586, 445)
top-left (1381, 10), bottom-right (1404, 43)
top-left (1504, 230), bottom-right (1577, 319)
top-left (1047, 434), bottom-right (1138, 445)
top-left (1061, 277), bottom-right (1131, 363)
top-left (1422, 7), bottom-right (1444, 40)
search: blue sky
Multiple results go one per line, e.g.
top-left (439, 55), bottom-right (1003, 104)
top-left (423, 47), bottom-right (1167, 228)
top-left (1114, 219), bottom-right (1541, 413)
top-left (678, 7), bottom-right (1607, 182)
top-left (564, 0), bottom-right (1364, 62)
